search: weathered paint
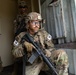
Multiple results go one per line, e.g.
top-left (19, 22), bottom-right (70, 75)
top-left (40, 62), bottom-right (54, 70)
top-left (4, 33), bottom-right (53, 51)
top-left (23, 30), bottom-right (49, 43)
top-left (41, 0), bottom-right (76, 44)
top-left (41, 0), bottom-right (76, 74)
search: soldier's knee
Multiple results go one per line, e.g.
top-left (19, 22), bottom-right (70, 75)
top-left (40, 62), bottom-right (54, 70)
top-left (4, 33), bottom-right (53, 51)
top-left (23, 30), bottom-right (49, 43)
top-left (51, 49), bottom-right (69, 67)
top-left (51, 49), bottom-right (69, 75)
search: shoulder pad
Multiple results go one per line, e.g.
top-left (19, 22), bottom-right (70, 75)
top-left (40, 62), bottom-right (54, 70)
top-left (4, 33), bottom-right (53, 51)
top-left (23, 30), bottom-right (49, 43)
top-left (15, 32), bottom-right (26, 42)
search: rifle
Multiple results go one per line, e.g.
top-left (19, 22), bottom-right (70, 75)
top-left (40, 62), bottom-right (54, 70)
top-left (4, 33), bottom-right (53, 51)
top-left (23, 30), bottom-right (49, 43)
top-left (22, 33), bottom-right (58, 75)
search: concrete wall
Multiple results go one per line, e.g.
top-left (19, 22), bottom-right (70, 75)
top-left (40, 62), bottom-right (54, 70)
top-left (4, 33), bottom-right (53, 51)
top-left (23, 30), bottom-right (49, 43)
top-left (64, 49), bottom-right (76, 75)
top-left (0, 0), bottom-right (17, 67)
top-left (31, 0), bottom-right (39, 12)
top-left (24, 0), bottom-right (32, 12)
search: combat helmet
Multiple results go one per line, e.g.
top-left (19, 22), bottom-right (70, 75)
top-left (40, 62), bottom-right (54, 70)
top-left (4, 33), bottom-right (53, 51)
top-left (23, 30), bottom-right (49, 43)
top-left (18, 1), bottom-right (28, 8)
top-left (26, 12), bottom-right (42, 24)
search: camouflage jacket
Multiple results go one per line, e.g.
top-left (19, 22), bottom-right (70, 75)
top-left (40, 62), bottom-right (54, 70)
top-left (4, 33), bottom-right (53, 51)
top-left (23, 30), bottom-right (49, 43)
top-left (14, 13), bottom-right (27, 36)
top-left (12, 28), bottom-right (55, 59)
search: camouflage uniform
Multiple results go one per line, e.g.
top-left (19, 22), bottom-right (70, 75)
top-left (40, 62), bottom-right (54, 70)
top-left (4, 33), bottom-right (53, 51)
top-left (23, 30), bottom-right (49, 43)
top-left (14, 1), bottom-right (28, 36)
top-left (12, 12), bottom-right (69, 75)
top-left (14, 14), bottom-right (27, 36)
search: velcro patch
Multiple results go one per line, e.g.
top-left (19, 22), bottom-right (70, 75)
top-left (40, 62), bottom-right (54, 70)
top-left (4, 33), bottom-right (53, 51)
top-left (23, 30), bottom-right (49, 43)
top-left (13, 40), bottom-right (19, 46)
top-left (47, 34), bottom-right (52, 41)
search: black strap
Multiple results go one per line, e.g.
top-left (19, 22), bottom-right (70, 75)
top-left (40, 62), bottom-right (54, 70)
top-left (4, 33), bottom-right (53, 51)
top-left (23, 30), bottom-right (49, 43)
top-left (23, 51), bottom-right (26, 75)
top-left (21, 36), bottom-right (27, 75)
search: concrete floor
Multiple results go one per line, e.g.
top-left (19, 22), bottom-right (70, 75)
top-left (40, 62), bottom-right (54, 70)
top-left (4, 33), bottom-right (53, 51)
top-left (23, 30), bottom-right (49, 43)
top-left (0, 65), bottom-right (47, 75)
top-left (0, 65), bottom-right (74, 75)
top-left (0, 65), bottom-right (13, 75)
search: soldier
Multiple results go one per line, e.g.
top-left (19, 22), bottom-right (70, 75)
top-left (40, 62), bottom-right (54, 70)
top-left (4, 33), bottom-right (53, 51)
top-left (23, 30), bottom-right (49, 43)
top-left (13, 1), bottom-right (28, 75)
top-left (14, 0), bottom-right (28, 37)
top-left (12, 12), bottom-right (69, 75)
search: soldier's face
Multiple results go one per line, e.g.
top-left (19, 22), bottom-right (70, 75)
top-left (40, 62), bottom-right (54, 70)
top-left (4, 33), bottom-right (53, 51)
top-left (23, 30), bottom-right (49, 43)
top-left (28, 20), bottom-right (41, 34)
top-left (20, 7), bottom-right (28, 13)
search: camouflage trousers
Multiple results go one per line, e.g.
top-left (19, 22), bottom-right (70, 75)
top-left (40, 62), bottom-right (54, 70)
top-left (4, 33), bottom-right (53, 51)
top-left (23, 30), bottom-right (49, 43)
top-left (25, 49), bottom-right (69, 75)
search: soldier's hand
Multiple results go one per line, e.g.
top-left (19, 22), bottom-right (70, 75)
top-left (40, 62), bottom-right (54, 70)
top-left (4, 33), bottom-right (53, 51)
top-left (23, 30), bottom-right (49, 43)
top-left (12, 44), bottom-right (24, 58)
top-left (45, 50), bottom-right (51, 57)
top-left (24, 41), bottom-right (35, 52)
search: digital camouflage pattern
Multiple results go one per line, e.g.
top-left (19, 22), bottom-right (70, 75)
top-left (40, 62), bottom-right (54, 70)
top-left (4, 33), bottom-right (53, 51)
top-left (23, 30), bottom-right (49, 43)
top-left (12, 28), bottom-right (69, 75)
top-left (26, 12), bottom-right (42, 22)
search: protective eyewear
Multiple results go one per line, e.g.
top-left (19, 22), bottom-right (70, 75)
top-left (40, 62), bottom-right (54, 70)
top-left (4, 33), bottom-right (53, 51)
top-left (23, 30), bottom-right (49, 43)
top-left (30, 21), bottom-right (41, 25)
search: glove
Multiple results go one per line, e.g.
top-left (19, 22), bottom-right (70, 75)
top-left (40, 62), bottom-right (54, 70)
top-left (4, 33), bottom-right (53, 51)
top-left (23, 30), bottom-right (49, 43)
top-left (24, 41), bottom-right (35, 52)
top-left (45, 50), bottom-right (51, 57)
top-left (12, 44), bottom-right (24, 58)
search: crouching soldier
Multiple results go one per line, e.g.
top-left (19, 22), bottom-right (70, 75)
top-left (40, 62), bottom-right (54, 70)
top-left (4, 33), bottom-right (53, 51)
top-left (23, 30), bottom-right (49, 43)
top-left (12, 12), bottom-right (69, 75)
